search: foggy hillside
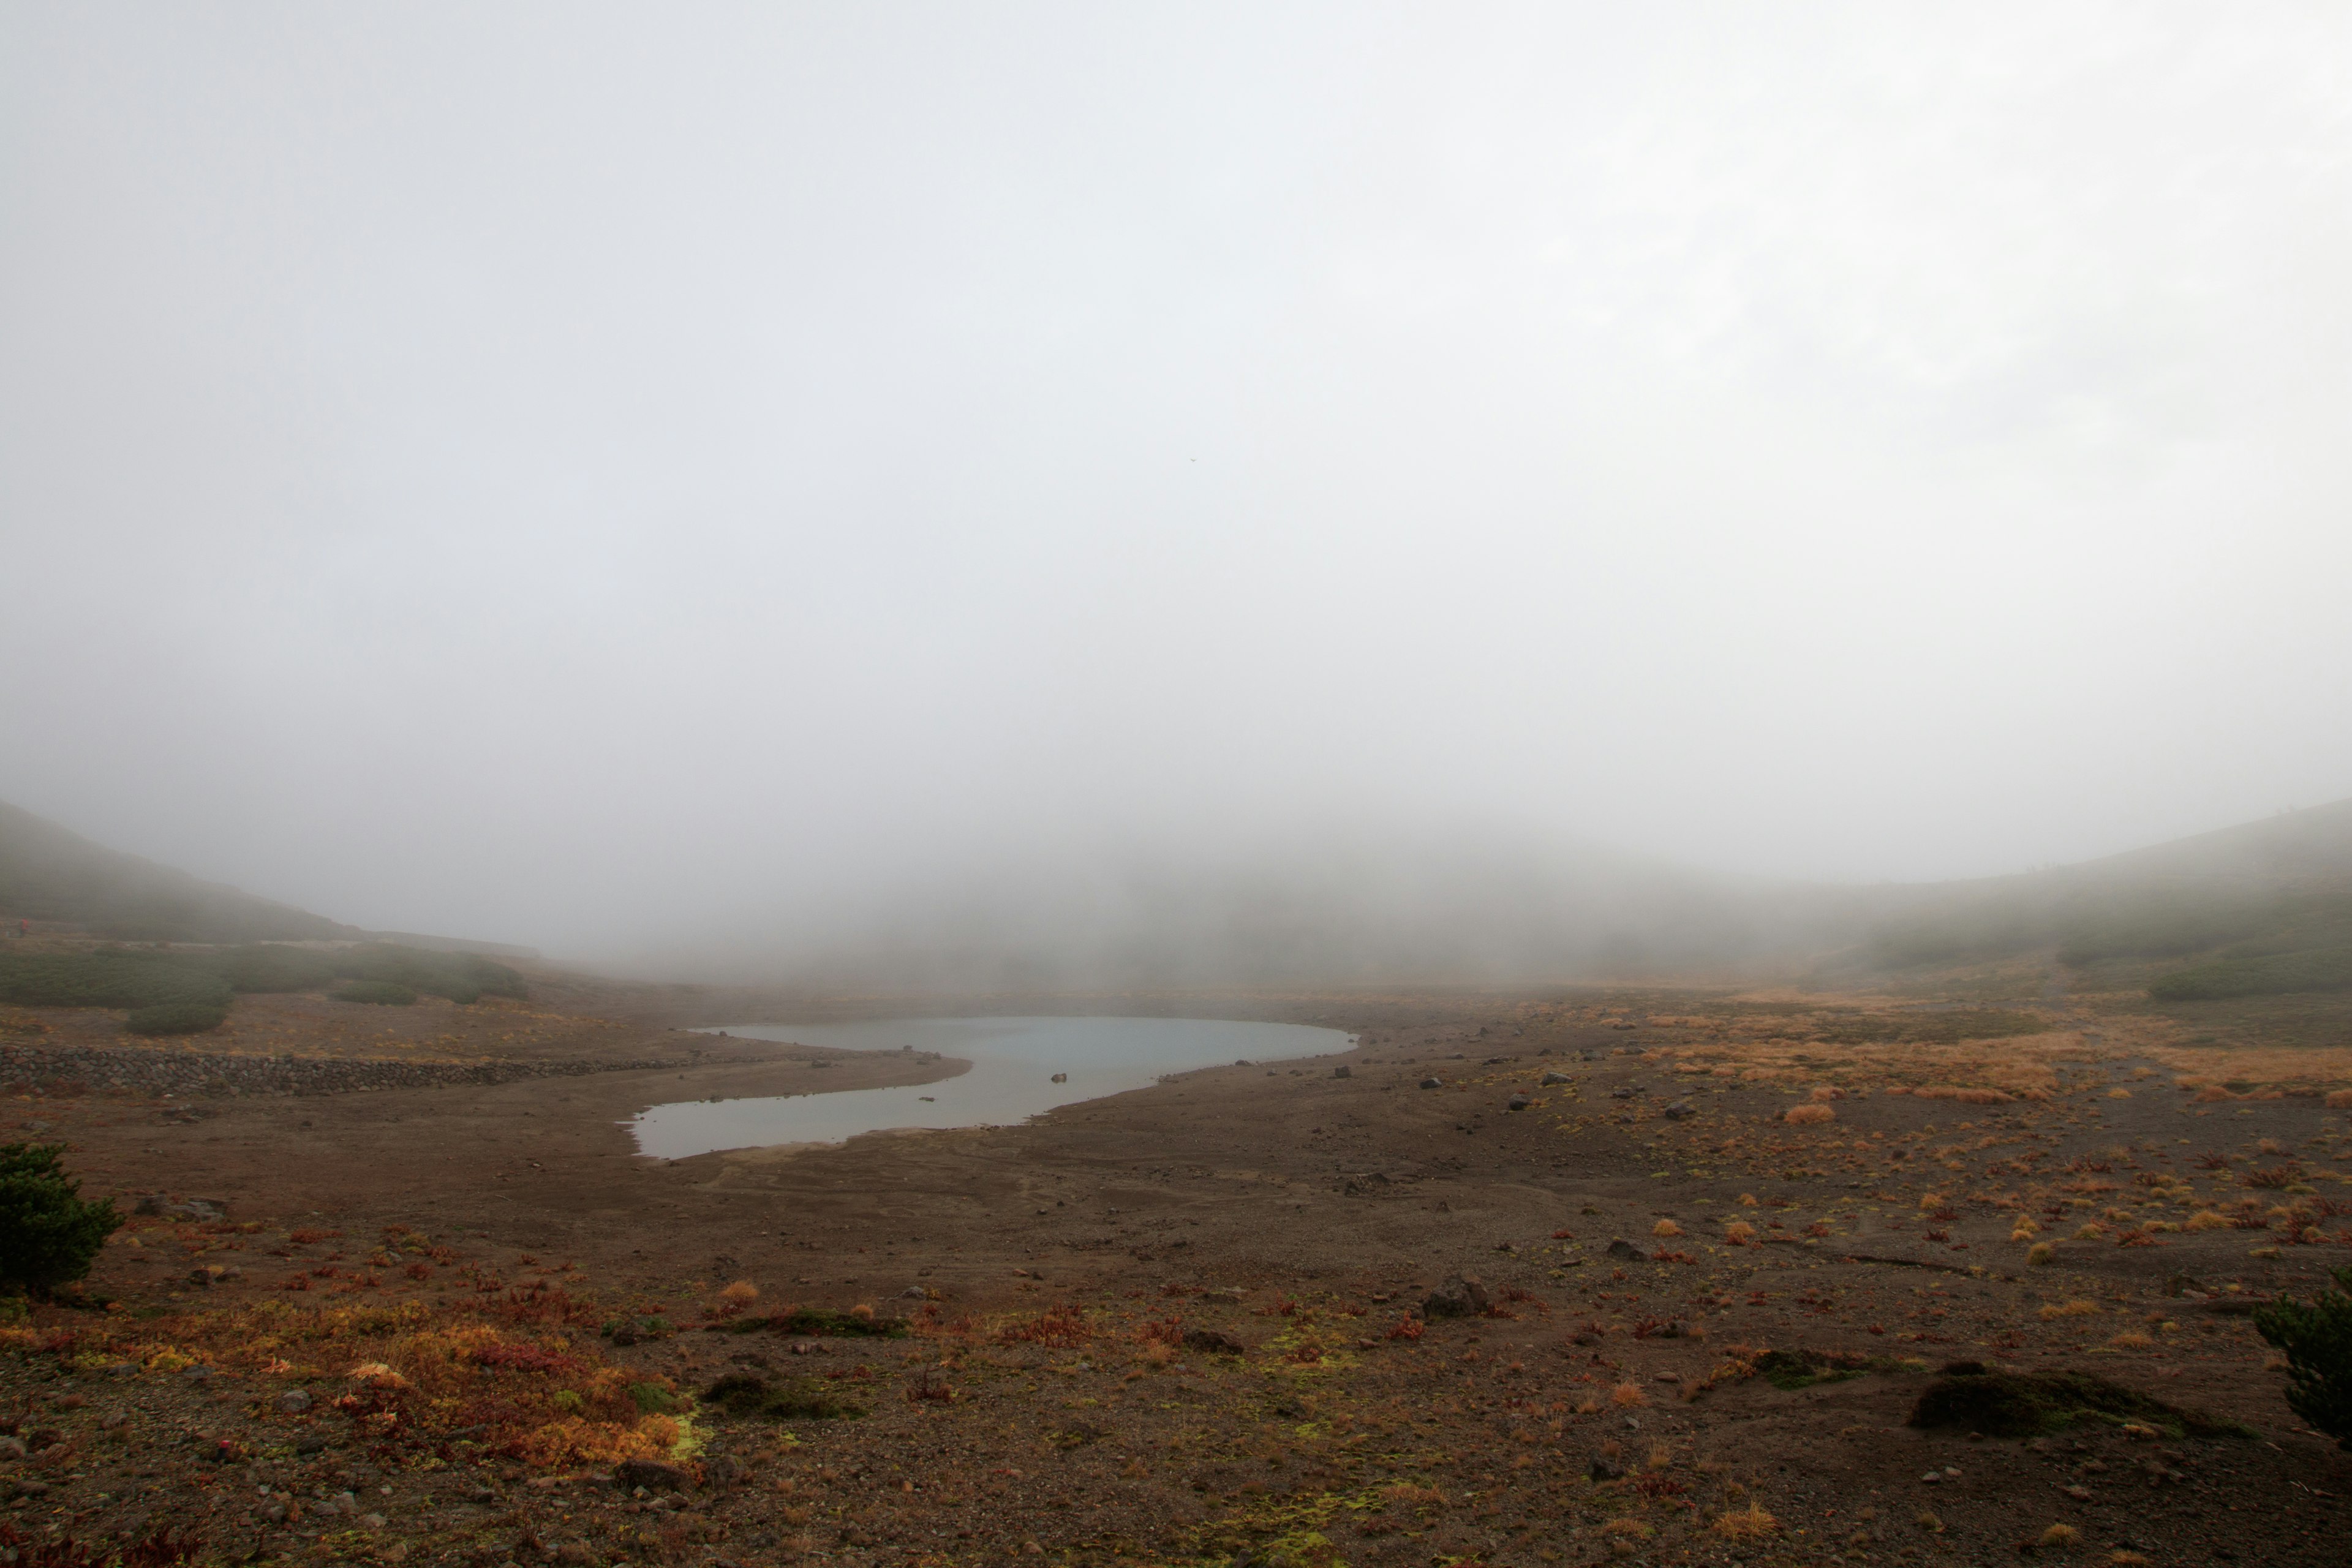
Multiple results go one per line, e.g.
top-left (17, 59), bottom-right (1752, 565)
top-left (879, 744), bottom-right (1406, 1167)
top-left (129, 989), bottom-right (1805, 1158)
top-left (639, 801), bottom-right (2352, 996)
top-left (10, 794), bottom-right (2348, 998)
top-left (0, 800), bottom-right (358, 944)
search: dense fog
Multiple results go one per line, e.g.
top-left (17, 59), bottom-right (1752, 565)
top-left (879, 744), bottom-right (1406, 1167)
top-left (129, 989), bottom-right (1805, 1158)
top-left (5, 6), bottom-right (2349, 977)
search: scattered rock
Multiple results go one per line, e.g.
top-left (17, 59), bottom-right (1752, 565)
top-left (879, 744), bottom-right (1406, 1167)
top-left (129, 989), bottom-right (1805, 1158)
top-left (1540, 1071), bottom-right (1571, 1086)
top-left (1332, 1065), bottom-right (1350, 1079)
top-left (277, 1389), bottom-right (313, 1414)
top-left (1605, 1239), bottom-right (1643, 1261)
top-left (1608, 1087), bottom-right (1634, 1100)
top-left (1182, 1329), bottom-right (1247, 1355)
top-left (1419, 1077), bottom-right (1444, 1090)
top-left (1507, 1093), bottom-right (1531, 1110)
top-left (1663, 1101), bottom-right (1692, 1120)
top-left (1588, 1456), bottom-right (1626, 1482)
top-left (1421, 1275), bottom-right (1489, 1319)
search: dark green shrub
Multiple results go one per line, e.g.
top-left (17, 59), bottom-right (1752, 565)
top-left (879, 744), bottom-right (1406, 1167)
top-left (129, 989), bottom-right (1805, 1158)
top-left (0, 949), bottom-right (231, 1011)
top-left (701, 1372), bottom-right (864, 1420)
top-left (599, 1314), bottom-right (675, 1345)
top-left (1909, 1367), bottom-right (2243, 1438)
top-left (0, 942), bottom-right (523, 1012)
top-left (332, 980), bottom-right (417, 1006)
top-left (1, 1143), bottom-right (124, 1296)
top-left (329, 944), bottom-right (526, 1003)
top-left (2254, 1266), bottom-right (2352, 1449)
top-left (203, 944), bottom-right (336, 993)
top-left (627, 1382), bottom-right (683, 1414)
top-left (2150, 947), bottom-right (2352, 1001)
top-left (124, 1000), bottom-right (228, 1035)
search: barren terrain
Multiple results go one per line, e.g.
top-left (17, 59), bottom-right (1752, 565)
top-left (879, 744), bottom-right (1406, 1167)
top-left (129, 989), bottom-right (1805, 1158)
top-left (7, 966), bottom-right (2352, 1568)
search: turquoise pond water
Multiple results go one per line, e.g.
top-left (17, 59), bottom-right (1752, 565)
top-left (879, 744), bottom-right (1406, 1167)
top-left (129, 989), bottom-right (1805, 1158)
top-left (626, 1015), bottom-right (1353, 1158)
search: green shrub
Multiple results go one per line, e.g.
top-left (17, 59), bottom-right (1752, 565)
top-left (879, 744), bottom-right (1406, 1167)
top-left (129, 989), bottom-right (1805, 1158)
top-left (124, 1000), bottom-right (228, 1035)
top-left (203, 944), bottom-right (336, 993)
top-left (628, 1381), bottom-right (683, 1414)
top-left (2254, 1266), bottom-right (2352, 1449)
top-left (2149, 946), bottom-right (2352, 1001)
top-left (330, 944), bottom-right (526, 1003)
top-left (0, 949), bottom-right (232, 1011)
top-left (708, 1305), bottom-right (908, 1338)
top-left (0, 941), bottom-right (524, 1012)
top-left (701, 1372), bottom-right (864, 1420)
top-left (333, 979), bottom-right (417, 1006)
top-left (1909, 1366), bottom-right (2243, 1439)
top-left (1, 1143), bottom-right (124, 1296)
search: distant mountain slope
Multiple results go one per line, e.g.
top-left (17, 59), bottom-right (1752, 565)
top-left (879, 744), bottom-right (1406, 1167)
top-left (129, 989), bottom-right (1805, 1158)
top-left (0, 800), bottom-right (358, 943)
top-left (1833, 797), bottom-right (2352, 993)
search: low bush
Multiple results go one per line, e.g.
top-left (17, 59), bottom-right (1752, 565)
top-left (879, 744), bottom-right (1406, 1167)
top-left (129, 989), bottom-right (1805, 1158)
top-left (333, 980), bottom-right (417, 1006)
top-left (330, 944), bottom-right (526, 1003)
top-left (2150, 946), bottom-right (2352, 1001)
top-left (710, 1305), bottom-right (907, 1338)
top-left (1, 1143), bottom-right (124, 1296)
top-left (701, 1372), bottom-right (864, 1420)
top-left (1908, 1367), bottom-right (2242, 1439)
top-left (202, 944), bottom-right (336, 993)
top-left (124, 1000), bottom-right (228, 1035)
top-left (0, 949), bottom-right (230, 1012)
top-left (2253, 1266), bottom-right (2352, 1449)
top-left (0, 941), bottom-right (524, 1013)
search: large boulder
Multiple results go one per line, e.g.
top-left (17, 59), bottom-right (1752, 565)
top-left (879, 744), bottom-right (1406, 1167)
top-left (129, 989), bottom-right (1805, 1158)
top-left (1421, 1275), bottom-right (1490, 1319)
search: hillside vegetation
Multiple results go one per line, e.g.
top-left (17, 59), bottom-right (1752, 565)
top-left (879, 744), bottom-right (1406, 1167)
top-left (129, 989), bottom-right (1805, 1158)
top-left (0, 801), bottom-right (355, 944)
top-left (1828, 799), bottom-right (2352, 1009)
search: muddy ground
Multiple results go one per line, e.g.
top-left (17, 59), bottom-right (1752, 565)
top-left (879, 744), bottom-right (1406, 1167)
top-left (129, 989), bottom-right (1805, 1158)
top-left (6, 977), bottom-right (2352, 1568)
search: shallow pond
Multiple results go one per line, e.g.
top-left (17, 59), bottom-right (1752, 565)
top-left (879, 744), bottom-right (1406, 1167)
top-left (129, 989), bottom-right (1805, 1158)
top-left (627, 1014), bottom-right (1352, 1158)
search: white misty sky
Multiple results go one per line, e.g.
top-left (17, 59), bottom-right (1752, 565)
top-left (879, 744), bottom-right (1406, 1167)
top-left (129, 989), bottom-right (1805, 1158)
top-left (4, 4), bottom-right (2350, 954)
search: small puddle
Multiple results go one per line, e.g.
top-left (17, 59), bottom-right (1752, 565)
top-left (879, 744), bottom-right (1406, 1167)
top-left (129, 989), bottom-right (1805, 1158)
top-left (627, 1015), bottom-right (1352, 1158)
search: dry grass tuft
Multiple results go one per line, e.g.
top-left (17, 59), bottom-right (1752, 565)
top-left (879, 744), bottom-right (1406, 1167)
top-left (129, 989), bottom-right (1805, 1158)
top-left (2028, 1242), bottom-right (2055, 1266)
top-left (2038, 1299), bottom-right (2100, 1321)
top-left (1785, 1103), bottom-right (1836, 1125)
top-left (2040, 1523), bottom-right (2081, 1548)
top-left (1712, 1502), bottom-right (1779, 1539)
top-left (1723, 1220), bottom-right (1757, 1246)
top-left (1611, 1381), bottom-right (1648, 1408)
top-left (1653, 1219), bottom-right (1684, 1238)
